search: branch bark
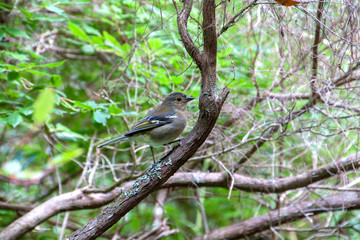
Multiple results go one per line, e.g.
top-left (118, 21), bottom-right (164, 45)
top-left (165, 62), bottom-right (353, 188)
top-left (164, 153), bottom-right (360, 193)
top-left (2, 153), bottom-right (358, 239)
top-left (194, 191), bottom-right (360, 240)
top-left (0, 189), bottom-right (122, 240)
top-left (65, 0), bottom-right (228, 239)
top-left (310, 0), bottom-right (325, 98)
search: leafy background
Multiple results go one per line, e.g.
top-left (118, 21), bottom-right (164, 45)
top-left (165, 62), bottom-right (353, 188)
top-left (1, 0), bottom-right (360, 239)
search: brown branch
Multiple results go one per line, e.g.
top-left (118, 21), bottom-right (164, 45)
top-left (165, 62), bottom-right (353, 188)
top-left (193, 191), bottom-right (360, 240)
top-left (164, 153), bottom-right (360, 193)
top-left (310, 0), bottom-right (325, 98)
top-left (202, 0), bottom-right (217, 92)
top-left (323, 99), bottom-right (360, 113)
top-left (264, 93), bottom-right (311, 100)
top-left (0, 189), bottom-right (123, 240)
top-left (65, 1), bottom-right (228, 239)
top-left (1, 153), bottom-right (358, 239)
top-left (65, 89), bottom-right (228, 240)
top-left (174, 0), bottom-right (203, 66)
top-left (0, 202), bottom-right (33, 212)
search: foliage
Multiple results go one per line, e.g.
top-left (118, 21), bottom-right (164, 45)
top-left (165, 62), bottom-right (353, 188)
top-left (1, 0), bottom-right (360, 239)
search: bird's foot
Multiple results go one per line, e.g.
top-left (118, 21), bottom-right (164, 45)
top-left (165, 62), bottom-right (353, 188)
top-left (165, 137), bottom-right (183, 145)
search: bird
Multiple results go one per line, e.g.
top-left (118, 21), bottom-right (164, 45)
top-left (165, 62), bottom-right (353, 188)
top-left (97, 92), bottom-right (194, 162)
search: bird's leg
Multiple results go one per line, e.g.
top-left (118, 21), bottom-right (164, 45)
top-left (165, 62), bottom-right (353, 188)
top-left (150, 146), bottom-right (155, 163)
top-left (166, 137), bottom-right (183, 145)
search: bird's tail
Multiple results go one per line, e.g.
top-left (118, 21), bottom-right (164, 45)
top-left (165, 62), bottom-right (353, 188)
top-left (97, 136), bottom-right (127, 148)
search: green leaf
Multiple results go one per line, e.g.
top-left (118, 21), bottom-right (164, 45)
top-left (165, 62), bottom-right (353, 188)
top-left (54, 123), bottom-right (87, 141)
top-left (18, 7), bottom-right (32, 19)
top-left (3, 27), bottom-right (30, 38)
top-left (80, 44), bottom-right (95, 55)
top-left (18, 107), bottom-right (33, 116)
top-left (32, 15), bottom-right (63, 22)
top-left (103, 31), bottom-right (122, 52)
top-left (7, 71), bottom-right (20, 81)
top-left (27, 69), bottom-right (50, 76)
top-left (108, 105), bottom-right (138, 116)
top-left (82, 24), bottom-right (101, 36)
top-left (0, 63), bottom-right (21, 71)
top-left (37, 60), bottom-right (66, 68)
top-left (172, 76), bottom-right (184, 84)
top-left (68, 22), bottom-right (89, 41)
top-left (50, 148), bottom-right (84, 166)
top-left (50, 75), bottom-right (62, 87)
top-left (93, 110), bottom-right (110, 126)
top-left (0, 2), bottom-right (13, 11)
top-left (46, 6), bottom-right (65, 17)
top-left (74, 100), bottom-right (99, 110)
top-left (33, 88), bottom-right (55, 124)
top-left (89, 36), bottom-right (104, 45)
top-left (148, 38), bottom-right (163, 50)
top-left (2, 51), bottom-right (29, 61)
top-left (109, 105), bottom-right (123, 115)
top-left (17, 62), bottom-right (35, 68)
top-left (7, 112), bottom-right (23, 128)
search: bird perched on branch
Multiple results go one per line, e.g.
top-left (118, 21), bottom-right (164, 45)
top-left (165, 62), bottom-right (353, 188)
top-left (97, 92), bottom-right (194, 162)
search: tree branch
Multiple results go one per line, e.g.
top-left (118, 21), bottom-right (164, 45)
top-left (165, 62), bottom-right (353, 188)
top-left (2, 153), bottom-right (358, 239)
top-left (217, 0), bottom-right (259, 38)
top-left (310, 0), bottom-right (325, 98)
top-left (0, 189), bottom-right (123, 240)
top-left (164, 153), bottom-right (360, 193)
top-left (194, 191), bottom-right (360, 240)
top-left (175, 0), bottom-right (203, 66)
top-left (65, 1), bottom-right (229, 239)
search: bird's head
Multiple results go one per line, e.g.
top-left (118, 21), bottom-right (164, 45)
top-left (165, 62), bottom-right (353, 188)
top-left (162, 92), bottom-right (194, 111)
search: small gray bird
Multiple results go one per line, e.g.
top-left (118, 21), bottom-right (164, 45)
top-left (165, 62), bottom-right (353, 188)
top-left (97, 92), bottom-right (194, 162)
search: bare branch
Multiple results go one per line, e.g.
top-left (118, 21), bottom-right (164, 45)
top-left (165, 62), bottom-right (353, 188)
top-left (194, 191), bottom-right (360, 240)
top-left (0, 189), bottom-right (122, 240)
top-left (174, 0), bottom-right (203, 66)
top-left (165, 153), bottom-right (360, 193)
top-left (310, 0), bottom-right (325, 98)
top-left (217, 0), bottom-right (259, 38)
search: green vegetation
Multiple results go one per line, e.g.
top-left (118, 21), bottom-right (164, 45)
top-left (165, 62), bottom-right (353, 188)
top-left (1, 0), bottom-right (360, 239)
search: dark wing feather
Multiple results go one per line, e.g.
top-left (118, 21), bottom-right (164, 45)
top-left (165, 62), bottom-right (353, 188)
top-left (124, 111), bottom-right (175, 137)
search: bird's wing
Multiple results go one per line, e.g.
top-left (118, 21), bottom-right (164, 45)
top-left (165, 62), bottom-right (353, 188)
top-left (124, 112), bottom-right (176, 137)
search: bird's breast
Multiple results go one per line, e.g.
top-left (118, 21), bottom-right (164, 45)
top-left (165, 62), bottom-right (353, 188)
top-left (148, 114), bottom-right (187, 147)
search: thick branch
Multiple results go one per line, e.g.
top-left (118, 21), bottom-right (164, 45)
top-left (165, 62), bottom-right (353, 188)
top-left (66, 91), bottom-right (228, 240)
top-left (0, 189), bottom-right (122, 240)
top-left (202, 0), bottom-right (217, 92)
top-left (66, 2), bottom-right (228, 237)
top-left (194, 191), bottom-right (360, 240)
top-left (2, 153), bottom-right (358, 239)
top-left (164, 153), bottom-right (360, 193)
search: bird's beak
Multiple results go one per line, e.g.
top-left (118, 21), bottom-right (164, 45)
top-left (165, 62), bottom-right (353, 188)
top-left (185, 96), bottom-right (195, 102)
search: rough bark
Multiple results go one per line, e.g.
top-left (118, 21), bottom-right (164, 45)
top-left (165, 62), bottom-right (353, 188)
top-left (164, 152), bottom-right (360, 192)
top-left (0, 189), bottom-right (122, 240)
top-left (1, 153), bottom-right (358, 239)
top-left (194, 191), bottom-right (360, 240)
top-left (66, 0), bottom-right (228, 239)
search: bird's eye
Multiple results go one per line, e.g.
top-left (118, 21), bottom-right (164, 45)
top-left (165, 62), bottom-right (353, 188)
top-left (177, 97), bottom-right (182, 101)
